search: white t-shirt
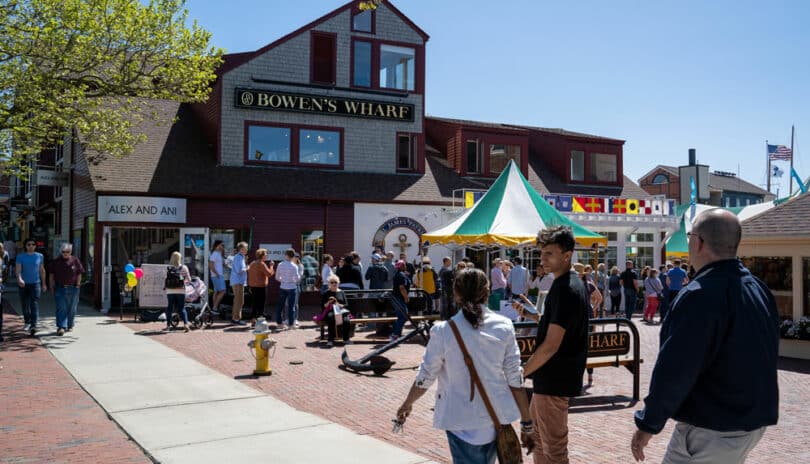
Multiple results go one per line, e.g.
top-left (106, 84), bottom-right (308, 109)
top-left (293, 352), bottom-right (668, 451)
top-left (210, 250), bottom-right (224, 275)
top-left (321, 263), bottom-right (333, 285)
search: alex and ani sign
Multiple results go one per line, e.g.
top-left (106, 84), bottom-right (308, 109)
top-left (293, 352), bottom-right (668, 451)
top-left (98, 196), bottom-right (186, 224)
top-left (235, 88), bottom-right (415, 122)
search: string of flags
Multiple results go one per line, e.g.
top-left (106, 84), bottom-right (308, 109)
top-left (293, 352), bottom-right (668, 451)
top-left (544, 196), bottom-right (676, 215)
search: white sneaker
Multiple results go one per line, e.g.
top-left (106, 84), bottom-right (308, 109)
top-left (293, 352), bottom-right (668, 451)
top-left (23, 324), bottom-right (31, 332)
top-left (294, 321), bottom-right (300, 328)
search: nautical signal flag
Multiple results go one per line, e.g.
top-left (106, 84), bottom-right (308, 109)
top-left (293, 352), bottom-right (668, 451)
top-left (557, 196), bottom-right (573, 212)
top-left (464, 191), bottom-right (483, 208)
top-left (545, 195), bottom-right (557, 208)
top-left (611, 198), bottom-right (627, 214)
top-left (626, 199), bottom-right (639, 215)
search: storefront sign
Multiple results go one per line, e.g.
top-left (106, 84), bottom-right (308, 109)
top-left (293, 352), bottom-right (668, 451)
top-left (517, 330), bottom-right (631, 361)
top-left (372, 216), bottom-right (426, 250)
top-left (235, 88), bottom-right (415, 122)
top-left (138, 264), bottom-right (168, 308)
top-left (259, 243), bottom-right (293, 261)
top-left (36, 169), bottom-right (69, 187)
top-left (98, 196), bottom-right (186, 224)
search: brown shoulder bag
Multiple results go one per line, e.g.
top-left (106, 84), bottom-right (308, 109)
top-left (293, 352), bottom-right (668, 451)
top-left (448, 320), bottom-right (523, 464)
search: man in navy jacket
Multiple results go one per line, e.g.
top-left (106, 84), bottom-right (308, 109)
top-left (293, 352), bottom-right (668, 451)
top-left (631, 209), bottom-right (779, 463)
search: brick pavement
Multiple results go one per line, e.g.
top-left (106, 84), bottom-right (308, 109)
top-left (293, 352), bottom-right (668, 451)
top-left (0, 298), bottom-right (151, 464)
top-left (122, 308), bottom-right (810, 464)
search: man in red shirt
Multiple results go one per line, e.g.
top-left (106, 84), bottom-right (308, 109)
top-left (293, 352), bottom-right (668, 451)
top-left (49, 243), bottom-right (84, 336)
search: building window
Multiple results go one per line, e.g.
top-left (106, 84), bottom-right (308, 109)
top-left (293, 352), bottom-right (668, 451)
top-left (466, 140), bottom-right (482, 174)
top-left (248, 125), bottom-right (291, 163)
top-left (247, 123), bottom-right (342, 168)
top-left (590, 153), bottom-right (617, 182)
top-left (397, 133), bottom-right (417, 171)
top-left (570, 150), bottom-right (585, 181)
top-left (651, 174), bottom-right (669, 184)
top-left (352, 9), bottom-right (373, 33)
top-left (489, 144), bottom-right (520, 174)
top-left (380, 44), bottom-right (415, 91)
top-left (353, 40), bottom-right (372, 87)
top-left (742, 256), bottom-right (793, 319)
top-left (299, 129), bottom-right (341, 166)
top-left (627, 246), bottom-right (654, 270)
top-left (311, 32), bottom-right (336, 85)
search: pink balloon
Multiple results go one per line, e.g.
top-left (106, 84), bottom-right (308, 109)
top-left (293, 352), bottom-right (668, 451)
top-left (134, 268), bottom-right (144, 279)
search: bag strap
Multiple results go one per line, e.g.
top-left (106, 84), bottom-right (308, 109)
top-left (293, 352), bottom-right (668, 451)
top-left (448, 319), bottom-right (501, 428)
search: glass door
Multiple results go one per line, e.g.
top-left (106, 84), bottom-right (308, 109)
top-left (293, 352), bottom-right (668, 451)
top-left (102, 226), bottom-right (112, 311)
top-left (180, 228), bottom-right (208, 283)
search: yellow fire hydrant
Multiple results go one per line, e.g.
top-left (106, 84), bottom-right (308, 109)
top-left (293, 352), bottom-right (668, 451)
top-left (247, 318), bottom-right (276, 376)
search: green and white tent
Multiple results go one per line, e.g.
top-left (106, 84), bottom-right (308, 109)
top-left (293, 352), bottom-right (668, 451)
top-left (422, 160), bottom-right (607, 248)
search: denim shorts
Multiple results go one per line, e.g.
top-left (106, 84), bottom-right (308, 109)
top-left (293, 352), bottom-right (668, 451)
top-left (211, 275), bottom-right (226, 292)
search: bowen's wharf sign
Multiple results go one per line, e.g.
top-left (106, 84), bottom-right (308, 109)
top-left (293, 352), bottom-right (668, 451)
top-left (235, 88), bottom-right (415, 122)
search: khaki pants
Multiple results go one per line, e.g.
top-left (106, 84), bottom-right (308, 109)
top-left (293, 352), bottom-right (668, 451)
top-left (530, 394), bottom-right (570, 464)
top-left (662, 423), bottom-right (765, 464)
top-left (232, 284), bottom-right (244, 321)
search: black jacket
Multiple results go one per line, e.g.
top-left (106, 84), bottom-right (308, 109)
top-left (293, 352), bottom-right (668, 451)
top-left (336, 263), bottom-right (364, 289)
top-left (635, 259), bottom-right (779, 434)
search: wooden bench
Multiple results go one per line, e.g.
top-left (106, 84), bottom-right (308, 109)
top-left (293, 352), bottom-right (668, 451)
top-left (316, 289), bottom-right (436, 340)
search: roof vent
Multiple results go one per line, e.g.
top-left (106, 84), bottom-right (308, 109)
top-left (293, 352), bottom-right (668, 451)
top-left (713, 171), bottom-right (736, 178)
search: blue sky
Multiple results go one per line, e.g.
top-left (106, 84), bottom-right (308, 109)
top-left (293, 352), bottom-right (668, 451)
top-left (185, 0), bottom-right (810, 196)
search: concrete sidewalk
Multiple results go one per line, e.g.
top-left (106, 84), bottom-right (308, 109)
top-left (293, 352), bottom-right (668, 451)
top-left (27, 290), bottom-right (435, 464)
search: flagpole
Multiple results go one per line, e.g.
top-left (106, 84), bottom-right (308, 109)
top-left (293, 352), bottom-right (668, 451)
top-left (766, 140), bottom-right (771, 193)
top-left (789, 125), bottom-right (795, 196)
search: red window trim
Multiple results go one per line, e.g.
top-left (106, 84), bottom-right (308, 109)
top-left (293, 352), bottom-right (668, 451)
top-left (460, 131), bottom-right (528, 178)
top-left (396, 132), bottom-right (421, 173)
top-left (243, 120), bottom-right (344, 170)
top-left (350, 7), bottom-right (376, 34)
top-left (350, 38), bottom-right (424, 94)
top-left (310, 31), bottom-right (337, 86)
top-left (566, 145), bottom-right (622, 186)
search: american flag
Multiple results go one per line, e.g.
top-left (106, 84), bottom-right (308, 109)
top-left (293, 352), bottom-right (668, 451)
top-left (768, 144), bottom-right (792, 161)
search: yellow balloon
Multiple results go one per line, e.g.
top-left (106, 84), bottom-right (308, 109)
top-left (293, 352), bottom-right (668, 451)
top-left (124, 284), bottom-right (133, 292)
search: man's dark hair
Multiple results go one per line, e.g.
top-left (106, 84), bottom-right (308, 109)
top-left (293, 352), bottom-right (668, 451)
top-left (673, 259), bottom-right (682, 266)
top-left (285, 248), bottom-right (295, 258)
top-left (513, 257), bottom-right (522, 265)
top-left (24, 238), bottom-right (36, 246)
top-left (536, 226), bottom-right (575, 253)
top-left (212, 240), bottom-right (223, 250)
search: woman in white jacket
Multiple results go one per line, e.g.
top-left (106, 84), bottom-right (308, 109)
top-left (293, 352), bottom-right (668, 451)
top-left (396, 268), bottom-right (534, 463)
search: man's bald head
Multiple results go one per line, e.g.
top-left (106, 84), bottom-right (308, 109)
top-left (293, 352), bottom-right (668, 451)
top-left (693, 209), bottom-right (741, 259)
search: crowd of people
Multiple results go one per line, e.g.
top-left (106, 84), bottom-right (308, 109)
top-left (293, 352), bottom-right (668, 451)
top-left (396, 211), bottom-right (780, 464)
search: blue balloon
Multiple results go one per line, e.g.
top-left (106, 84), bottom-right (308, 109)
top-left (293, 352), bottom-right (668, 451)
top-left (124, 264), bottom-right (135, 273)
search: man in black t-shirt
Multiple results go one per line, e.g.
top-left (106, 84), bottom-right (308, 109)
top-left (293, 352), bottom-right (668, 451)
top-left (519, 226), bottom-right (589, 464)
top-left (620, 261), bottom-right (639, 320)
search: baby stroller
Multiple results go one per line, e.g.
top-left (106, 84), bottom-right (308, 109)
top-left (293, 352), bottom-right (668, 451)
top-left (170, 277), bottom-right (214, 329)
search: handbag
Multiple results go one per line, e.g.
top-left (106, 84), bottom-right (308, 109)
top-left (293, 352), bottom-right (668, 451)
top-left (448, 320), bottom-right (523, 464)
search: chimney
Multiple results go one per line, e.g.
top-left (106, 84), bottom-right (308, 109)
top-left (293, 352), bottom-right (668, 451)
top-left (688, 148), bottom-right (696, 166)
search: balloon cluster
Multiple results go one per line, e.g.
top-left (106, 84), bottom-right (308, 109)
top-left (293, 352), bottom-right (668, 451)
top-left (124, 263), bottom-right (144, 292)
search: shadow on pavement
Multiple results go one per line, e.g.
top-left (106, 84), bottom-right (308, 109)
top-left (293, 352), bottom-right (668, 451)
top-left (777, 356), bottom-right (810, 374)
top-left (569, 395), bottom-right (638, 414)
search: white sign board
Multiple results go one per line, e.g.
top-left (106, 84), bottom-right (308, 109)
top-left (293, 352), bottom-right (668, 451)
top-left (259, 243), bottom-right (292, 261)
top-left (98, 196), bottom-right (186, 224)
top-left (36, 169), bottom-right (69, 187)
top-left (138, 263), bottom-right (168, 308)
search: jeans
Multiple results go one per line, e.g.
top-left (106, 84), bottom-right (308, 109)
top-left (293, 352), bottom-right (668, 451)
top-left (446, 431), bottom-right (496, 464)
top-left (69, 284), bottom-right (80, 328)
top-left (277, 288), bottom-right (297, 326)
top-left (54, 285), bottom-right (78, 329)
top-left (623, 288), bottom-right (637, 320)
top-left (391, 297), bottom-right (409, 336)
top-left (20, 283), bottom-right (41, 327)
top-left (166, 293), bottom-right (188, 327)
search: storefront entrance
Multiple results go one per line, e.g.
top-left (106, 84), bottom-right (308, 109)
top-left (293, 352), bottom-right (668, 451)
top-left (101, 226), bottom-right (209, 310)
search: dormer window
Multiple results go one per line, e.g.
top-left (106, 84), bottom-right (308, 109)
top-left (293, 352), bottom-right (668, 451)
top-left (352, 9), bottom-right (374, 33)
top-left (652, 173), bottom-right (669, 184)
top-left (569, 149), bottom-right (619, 185)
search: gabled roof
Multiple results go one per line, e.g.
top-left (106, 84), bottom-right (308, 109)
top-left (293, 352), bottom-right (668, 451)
top-left (640, 164), bottom-right (773, 198)
top-left (425, 116), bottom-right (624, 143)
top-left (742, 193), bottom-right (810, 237)
top-left (218, 1), bottom-right (429, 77)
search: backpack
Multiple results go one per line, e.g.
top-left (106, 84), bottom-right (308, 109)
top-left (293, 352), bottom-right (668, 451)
top-left (608, 274), bottom-right (622, 297)
top-left (164, 266), bottom-right (185, 289)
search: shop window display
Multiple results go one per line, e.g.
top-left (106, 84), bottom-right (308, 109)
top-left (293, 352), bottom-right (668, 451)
top-left (741, 256), bottom-right (793, 319)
